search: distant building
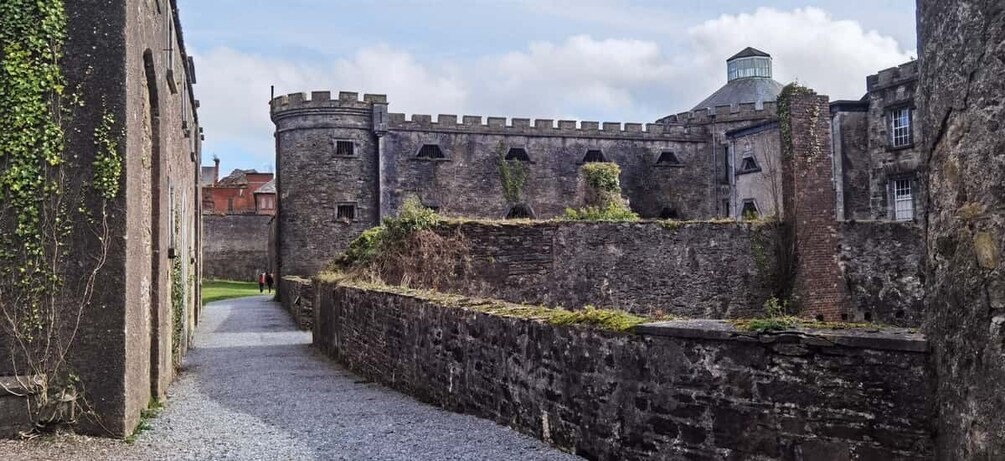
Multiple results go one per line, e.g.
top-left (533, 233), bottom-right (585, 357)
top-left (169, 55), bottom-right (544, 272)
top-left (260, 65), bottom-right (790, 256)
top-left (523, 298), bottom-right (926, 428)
top-left (271, 48), bottom-right (922, 277)
top-left (201, 162), bottom-right (275, 216)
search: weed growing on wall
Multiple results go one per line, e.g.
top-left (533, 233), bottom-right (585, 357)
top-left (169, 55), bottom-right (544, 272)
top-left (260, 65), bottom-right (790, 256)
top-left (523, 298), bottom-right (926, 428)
top-left (564, 163), bottom-right (639, 221)
top-left (777, 83), bottom-right (815, 160)
top-left (496, 141), bottom-right (528, 205)
top-left (333, 197), bottom-right (471, 289)
top-left (0, 0), bottom-right (122, 432)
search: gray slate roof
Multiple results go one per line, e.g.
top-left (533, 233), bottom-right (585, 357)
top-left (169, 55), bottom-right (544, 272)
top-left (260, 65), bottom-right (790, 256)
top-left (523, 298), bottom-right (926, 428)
top-left (691, 77), bottom-right (785, 111)
top-left (728, 47), bottom-right (771, 61)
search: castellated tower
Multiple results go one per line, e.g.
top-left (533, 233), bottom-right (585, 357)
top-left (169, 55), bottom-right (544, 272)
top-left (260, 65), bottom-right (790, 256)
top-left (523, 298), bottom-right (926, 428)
top-left (270, 91), bottom-right (387, 277)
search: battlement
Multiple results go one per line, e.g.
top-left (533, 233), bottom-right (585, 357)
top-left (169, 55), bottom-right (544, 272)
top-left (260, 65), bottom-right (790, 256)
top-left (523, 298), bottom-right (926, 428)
top-left (867, 61), bottom-right (919, 91)
top-left (657, 101), bottom-right (778, 125)
top-left (385, 113), bottom-right (704, 139)
top-left (270, 91), bottom-right (387, 116)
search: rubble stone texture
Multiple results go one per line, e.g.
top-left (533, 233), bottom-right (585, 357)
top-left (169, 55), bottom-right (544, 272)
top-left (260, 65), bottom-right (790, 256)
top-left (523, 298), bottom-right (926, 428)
top-left (917, 0), bottom-right (1005, 457)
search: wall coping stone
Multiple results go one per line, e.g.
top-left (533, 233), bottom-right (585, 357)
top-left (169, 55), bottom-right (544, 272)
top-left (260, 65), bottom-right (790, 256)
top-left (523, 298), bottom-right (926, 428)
top-left (635, 319), bottom-right (927, 353)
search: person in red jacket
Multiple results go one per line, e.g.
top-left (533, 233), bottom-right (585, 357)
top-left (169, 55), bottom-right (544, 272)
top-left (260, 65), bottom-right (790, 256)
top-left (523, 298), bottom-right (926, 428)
top-left (258, 272), bottom-right (266, 293)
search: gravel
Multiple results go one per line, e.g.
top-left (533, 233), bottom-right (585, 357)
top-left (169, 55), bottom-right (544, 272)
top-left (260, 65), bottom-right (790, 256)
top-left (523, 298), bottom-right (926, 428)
top-left (0, 295), bottom-right (581, 461)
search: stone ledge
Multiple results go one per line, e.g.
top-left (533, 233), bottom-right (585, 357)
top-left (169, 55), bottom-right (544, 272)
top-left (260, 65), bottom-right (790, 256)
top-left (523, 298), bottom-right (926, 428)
top-left (635, 319), bottom-right (927, 353)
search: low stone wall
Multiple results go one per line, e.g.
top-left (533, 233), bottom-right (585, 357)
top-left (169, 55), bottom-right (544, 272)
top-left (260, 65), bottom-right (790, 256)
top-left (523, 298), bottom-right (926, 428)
top-left (839, 222), bottom-right (925, 327)
top-left (0, 376), bottom-right (38, 438)
top-left (279, 277), bottom-right (314, 331)
top-left (203, 214), bottom-right (272, 282)
top-left (403, 221), bottom-right (779, 319)
top-left (315, 283), bottom-right (934, 460)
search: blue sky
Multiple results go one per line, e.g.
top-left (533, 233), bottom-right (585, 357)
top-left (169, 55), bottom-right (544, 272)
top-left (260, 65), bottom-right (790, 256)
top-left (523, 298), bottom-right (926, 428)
top-left (177, 1), bottom-right (917, 172)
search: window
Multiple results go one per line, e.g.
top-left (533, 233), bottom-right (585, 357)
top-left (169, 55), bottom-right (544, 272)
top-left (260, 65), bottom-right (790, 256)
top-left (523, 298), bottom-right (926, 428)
top-left (741, 199), bottom-right (760, 220)
top-left (656, 151), bottom-right (682, 166)
top-left (335, 140), bottom-right (355, 157)
top-left (417, 144), bottom-right (445, 159)
top-left (506, 204), bottom-right (535, 219)
top-left (892, 178), bottom-right (914, 221)
top-left (336, 204), bottom-right (356, 222)
top-left (505, 148), bottom-right (531, 162)
top-left (738, 155), bottom-right (761, 174)
top-left (583, 150), bottom-right (606, 163)
top-left (889, 107), bottom-right (912, 148)
top-left (259, 196), bottom-right (275, 210)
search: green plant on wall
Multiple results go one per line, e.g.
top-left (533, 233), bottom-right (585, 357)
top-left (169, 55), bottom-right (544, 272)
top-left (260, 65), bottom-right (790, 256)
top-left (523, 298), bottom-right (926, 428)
top-left (564, 163), bottom-right (639, 221)
top-left (0, 0), bottom-right (122, 432)
top-left (496, 141), bottom-right (528, 205)
top-left (777, 83), bottom-right (815, 160)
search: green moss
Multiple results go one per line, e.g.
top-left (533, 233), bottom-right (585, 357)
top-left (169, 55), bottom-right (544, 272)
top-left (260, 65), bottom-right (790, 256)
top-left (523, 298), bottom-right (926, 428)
top-left (548, 307), bottom-right (649, 332)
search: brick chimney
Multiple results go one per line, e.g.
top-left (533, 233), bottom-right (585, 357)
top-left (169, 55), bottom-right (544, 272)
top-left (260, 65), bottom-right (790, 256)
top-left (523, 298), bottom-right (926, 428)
top-left (213, 156), bottom-right (220, 186)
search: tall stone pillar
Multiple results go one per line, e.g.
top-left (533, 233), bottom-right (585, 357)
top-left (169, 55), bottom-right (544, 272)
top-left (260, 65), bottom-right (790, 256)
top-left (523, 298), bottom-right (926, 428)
top-left (781, 90), bottom-right (850, 321)
top-left (917, 0), bottom-right (1005, 457)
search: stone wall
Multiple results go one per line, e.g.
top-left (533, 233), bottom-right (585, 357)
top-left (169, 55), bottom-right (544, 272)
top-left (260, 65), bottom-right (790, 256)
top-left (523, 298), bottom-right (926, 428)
top-left (315, 283), bottom-right (934, 460)
top-left (203, 214), bottom-right (272, 281)
top-left (279, 276), bottom-right (314, 331)
top-left (918, 0), bottom-right (1005, 457)
top-left (398, 221), bottom-right (777, 318)
top-left (839, 222), bottom-right (925, 327)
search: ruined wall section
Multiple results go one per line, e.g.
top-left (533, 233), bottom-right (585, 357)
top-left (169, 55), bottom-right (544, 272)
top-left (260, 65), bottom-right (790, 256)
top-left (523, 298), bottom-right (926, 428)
top-left (271, 91), bottom-right (383, 277)
top-left (831, 105), bottom-right (871, 220)
top-left (315, 283), bottom-right (934, 460)
top-left (918, 0), bottom-right (1005, 457)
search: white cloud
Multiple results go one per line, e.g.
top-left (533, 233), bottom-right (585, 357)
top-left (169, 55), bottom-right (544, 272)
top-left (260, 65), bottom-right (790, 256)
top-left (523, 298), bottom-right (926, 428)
top-left (684, 7), bottom-right (916, 100)
top-left (193, 7), bottom-right (915, 169)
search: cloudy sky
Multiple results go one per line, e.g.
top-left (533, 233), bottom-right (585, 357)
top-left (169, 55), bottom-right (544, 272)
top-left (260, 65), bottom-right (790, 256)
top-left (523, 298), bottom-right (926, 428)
top-left (176, 0), bottom-right (918, 172)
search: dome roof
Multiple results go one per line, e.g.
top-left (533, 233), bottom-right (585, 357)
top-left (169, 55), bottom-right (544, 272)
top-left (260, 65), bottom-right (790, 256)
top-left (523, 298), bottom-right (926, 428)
top-left (691, 77), bottom-right (785, 111)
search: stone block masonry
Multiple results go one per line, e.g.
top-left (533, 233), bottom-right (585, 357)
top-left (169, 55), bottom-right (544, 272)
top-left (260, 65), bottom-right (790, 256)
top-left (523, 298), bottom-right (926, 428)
top-left (839, 222), bottom-right (925, 327)
top-left (203, 215), bottom-right (272, 281)
top-left (411, 221), bottom-right (778, 318)
top-left (279, 276), bottom-right (314, 331)
top-left (918, 0), bottom-right (1005, 457)
top-left (314, 283), bottom-right (935, 460)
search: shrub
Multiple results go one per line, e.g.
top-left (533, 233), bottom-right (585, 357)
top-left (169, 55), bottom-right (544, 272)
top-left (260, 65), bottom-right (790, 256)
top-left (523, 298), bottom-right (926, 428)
top-left (564, 163), bottom-right (639, 221)
top-left (336, 196), bottom-right (440, 268)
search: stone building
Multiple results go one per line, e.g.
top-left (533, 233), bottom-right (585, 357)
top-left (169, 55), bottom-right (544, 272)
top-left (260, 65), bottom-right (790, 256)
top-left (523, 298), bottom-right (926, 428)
top-left (272, 47), bottom-right (923, 279)
top-left (1, 0), bottom-right (201, 437)
top-left (200, 161), bottom-right (275, 281)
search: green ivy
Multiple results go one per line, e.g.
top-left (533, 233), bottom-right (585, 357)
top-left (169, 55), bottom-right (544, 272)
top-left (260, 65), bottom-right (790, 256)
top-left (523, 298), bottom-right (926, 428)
top-left (564, 163), bottom-right (639, 221)
top-left (0, 0), bottom-right (69, 329)
top-left (93, 111), bottom-right (122, 200)
top-left (777, 83), bottom-right (815, 160)
top-left (495, 141), bottom-right (528, 205)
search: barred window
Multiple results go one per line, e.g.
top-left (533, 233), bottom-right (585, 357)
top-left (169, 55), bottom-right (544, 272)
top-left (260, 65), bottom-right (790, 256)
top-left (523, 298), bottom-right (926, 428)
top-left (335, 140), bottom-right (355, 156)
top-left (656, 151), bottom-right (682, 166)
top-left (889, 108), bottom-right (912, 148)
top-left (336, 204), bottom-right (356, 222)
top-left (417, 144), bottom-right (445, 159)
top-left (583, 150), bottom-right (606, 163)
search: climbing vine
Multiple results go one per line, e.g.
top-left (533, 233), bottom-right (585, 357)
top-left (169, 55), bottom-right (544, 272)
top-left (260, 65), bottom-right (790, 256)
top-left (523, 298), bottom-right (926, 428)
top-left (564, 163), bottom-right (639, 221)
top-left (777, 83), bottom-right (814, 160)
top-left (496, 141), bottom-right (528, 205)
top-left (1, 0), bottom-right (122, 433)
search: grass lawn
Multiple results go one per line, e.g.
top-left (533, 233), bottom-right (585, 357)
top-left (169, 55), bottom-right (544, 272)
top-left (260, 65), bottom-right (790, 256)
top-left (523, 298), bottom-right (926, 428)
top-left (202, 280), bottom-right (264, 305)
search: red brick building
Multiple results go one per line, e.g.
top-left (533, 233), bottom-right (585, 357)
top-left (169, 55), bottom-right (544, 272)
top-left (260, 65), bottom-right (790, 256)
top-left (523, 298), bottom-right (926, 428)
top-left (202, 160), bottom-right (275, 216)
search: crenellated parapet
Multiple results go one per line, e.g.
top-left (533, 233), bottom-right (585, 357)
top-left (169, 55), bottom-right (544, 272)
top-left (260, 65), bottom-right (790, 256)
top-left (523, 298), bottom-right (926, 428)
top-left (386, 112), bottom-right (706, 141)
top-left (866, 61), bottom-right (919, 91)
top-left (270, 91), bottom-right (387, 122)
top-left (657, 102), bottom-right (778, 126)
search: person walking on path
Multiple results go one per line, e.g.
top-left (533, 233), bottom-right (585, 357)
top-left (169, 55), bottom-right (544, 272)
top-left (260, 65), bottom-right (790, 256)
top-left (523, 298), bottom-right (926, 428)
top-left (265, 272), bottom-right (275, 293)
top-left (258, 272), bottom-right (266, 293)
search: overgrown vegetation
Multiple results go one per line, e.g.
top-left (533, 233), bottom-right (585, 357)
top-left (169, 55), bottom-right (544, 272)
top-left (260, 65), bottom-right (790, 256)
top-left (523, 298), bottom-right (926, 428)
top-left (333, 197), bottom-right (470, 290)
top-left (0, 0), bottom-right (123, 433)
top-left (201, 280), bottom-right (260, 305)
top-left (731, 296), bottom-right (880, 333)
top-left (496, 141), bottom-right (528, 205)
top-left (777, 83), bottom-right (816, 160)
top-left (563, 163), bottom-right (639, 221)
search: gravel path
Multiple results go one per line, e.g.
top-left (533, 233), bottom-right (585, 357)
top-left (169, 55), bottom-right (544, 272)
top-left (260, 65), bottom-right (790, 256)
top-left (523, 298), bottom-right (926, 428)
top-left (1, 295), bottom-right (580, 461)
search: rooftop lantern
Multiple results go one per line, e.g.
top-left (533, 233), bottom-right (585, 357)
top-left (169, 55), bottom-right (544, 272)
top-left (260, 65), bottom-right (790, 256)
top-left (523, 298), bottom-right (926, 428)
top-left (726, 47), bottom-right (773, 81)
